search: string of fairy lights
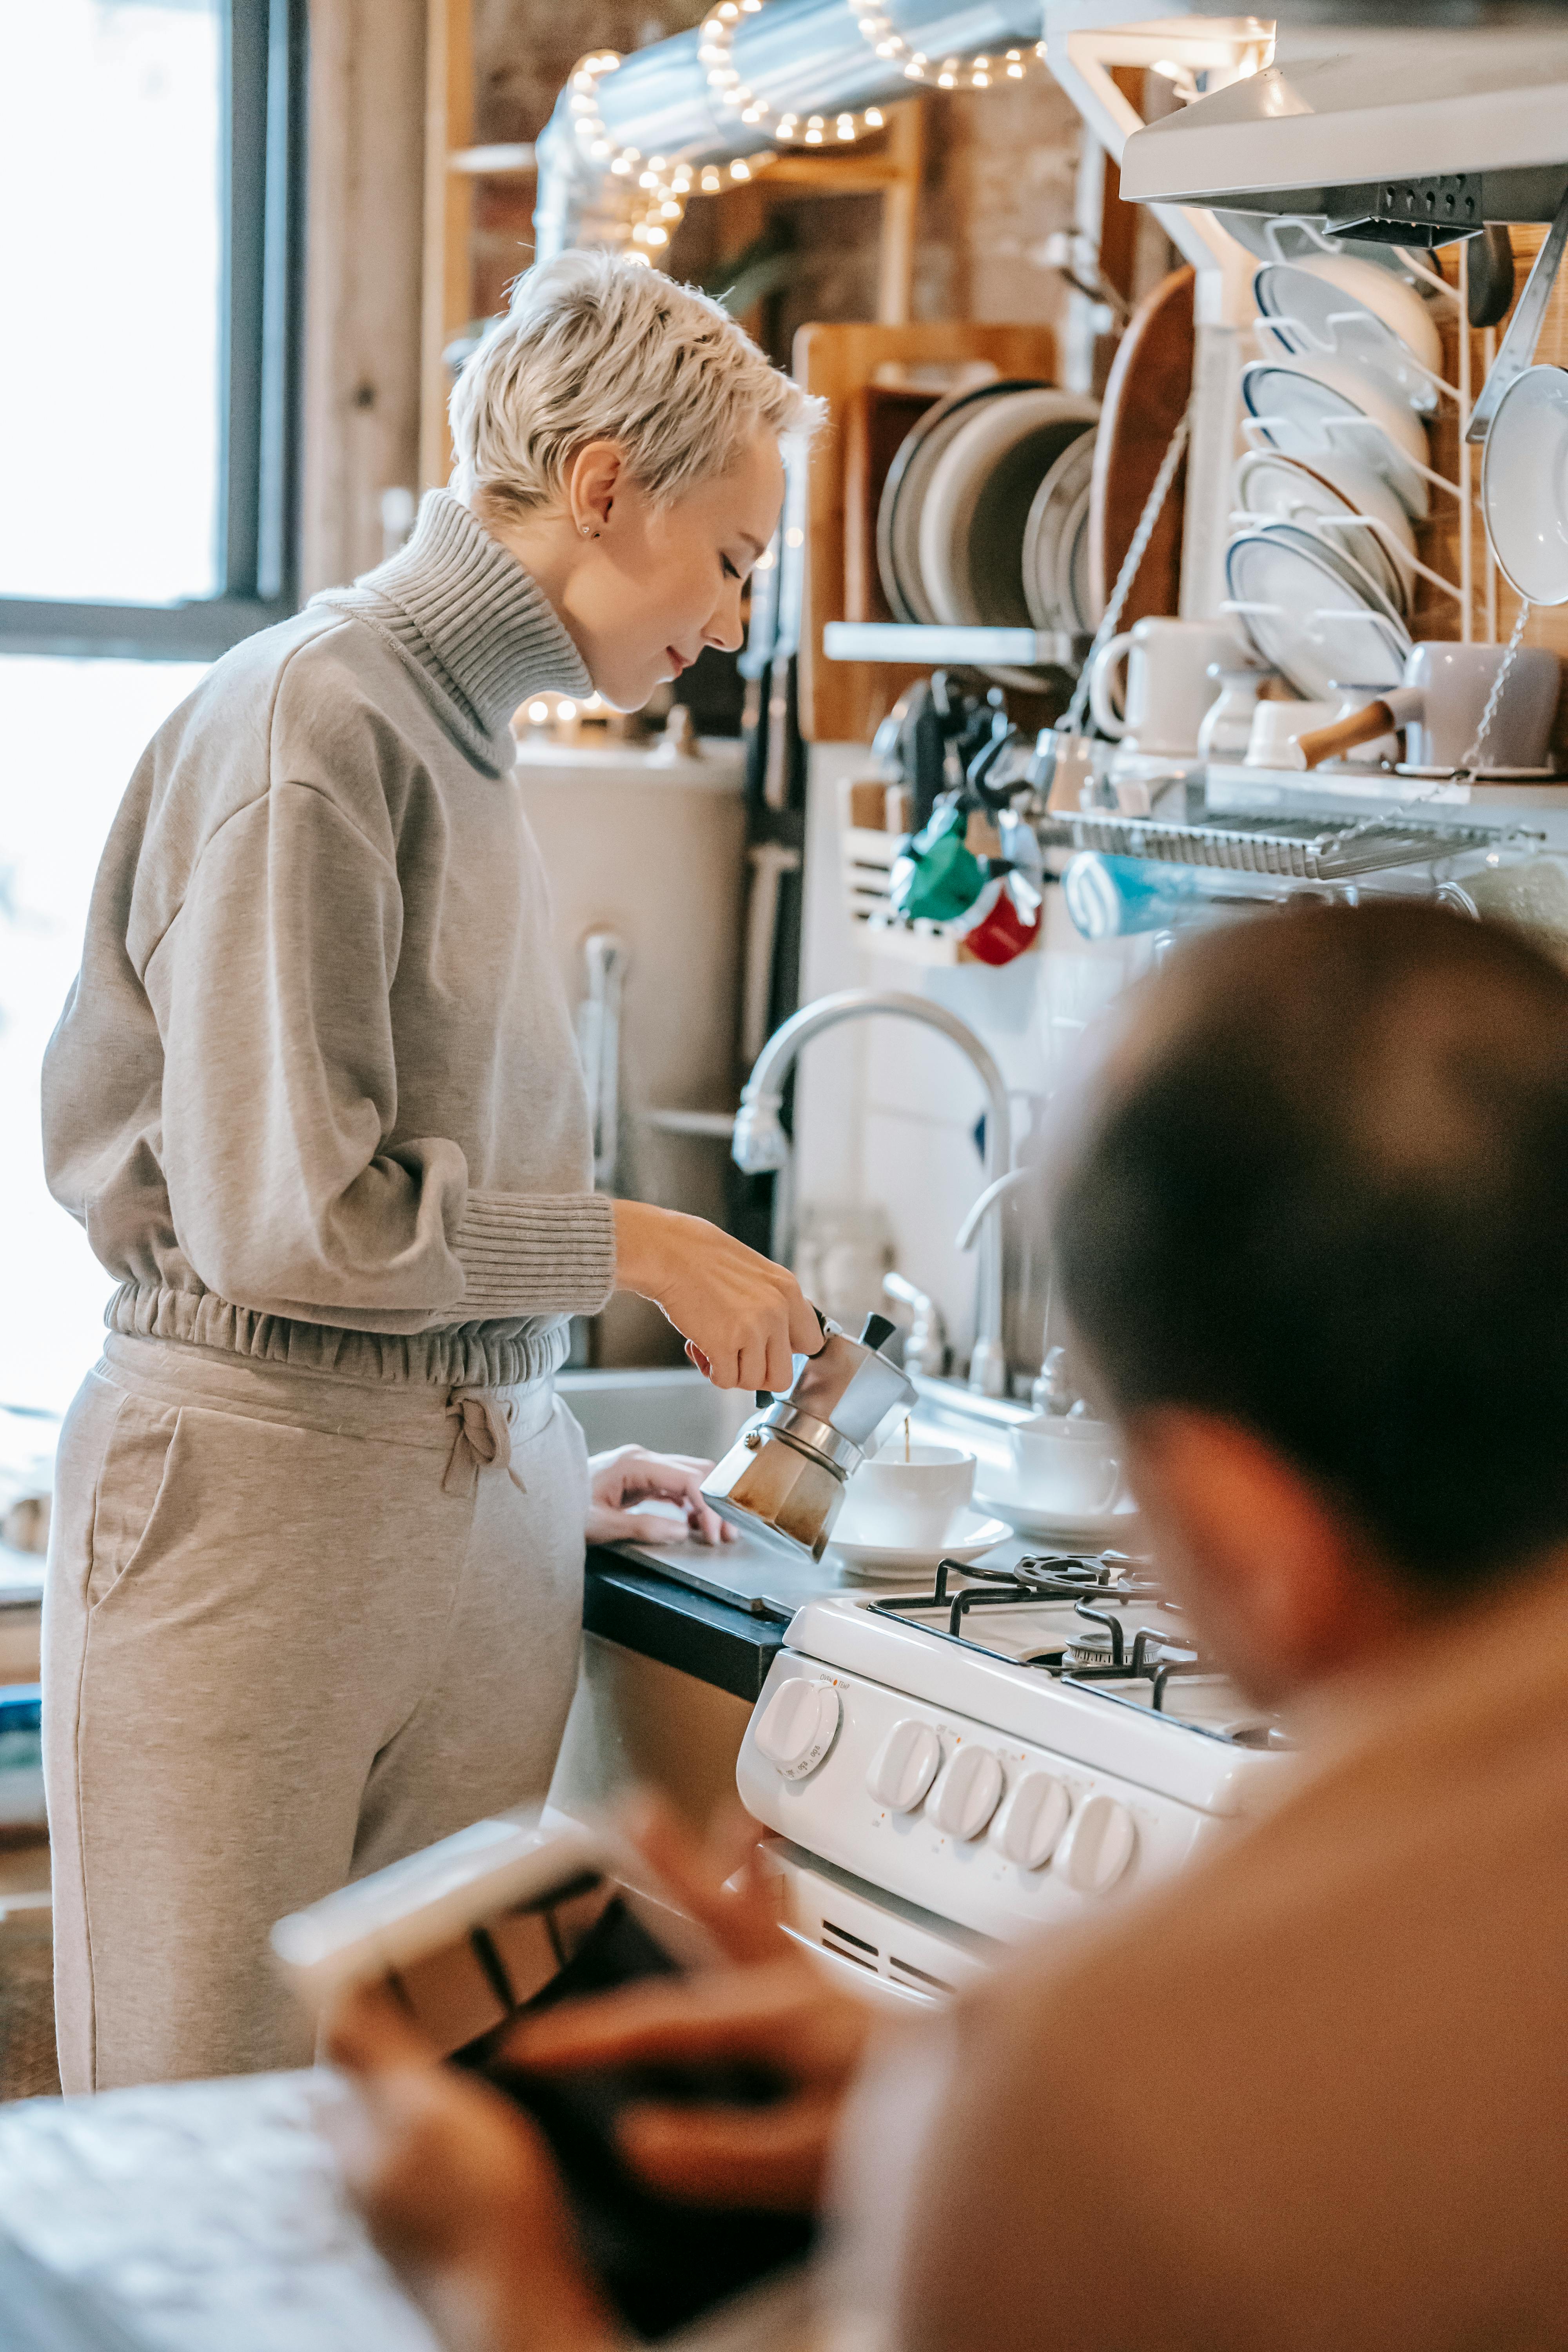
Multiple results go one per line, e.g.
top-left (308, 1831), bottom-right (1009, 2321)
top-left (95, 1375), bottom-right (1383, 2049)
top-left (567, 0), bottom-right (1051, 260)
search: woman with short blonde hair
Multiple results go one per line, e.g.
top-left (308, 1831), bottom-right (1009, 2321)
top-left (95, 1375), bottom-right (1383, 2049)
top-left (42, 252), bottom-right (822, 2090)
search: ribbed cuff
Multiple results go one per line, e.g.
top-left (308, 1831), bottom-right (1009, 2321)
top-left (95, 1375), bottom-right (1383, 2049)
top-left (452, 1189), bottom-right (617, 1320)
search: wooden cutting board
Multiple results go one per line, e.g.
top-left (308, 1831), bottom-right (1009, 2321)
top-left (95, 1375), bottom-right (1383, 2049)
top-left (1087, 263), bottom-right (1195, 628)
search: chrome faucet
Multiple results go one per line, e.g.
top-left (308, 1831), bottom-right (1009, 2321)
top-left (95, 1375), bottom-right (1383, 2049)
top-left (732, 987), bottom-right (1010, 1397)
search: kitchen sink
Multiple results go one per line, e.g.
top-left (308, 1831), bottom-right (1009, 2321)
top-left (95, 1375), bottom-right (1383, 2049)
top-left (556, 1368), bottom-right (758, 1464)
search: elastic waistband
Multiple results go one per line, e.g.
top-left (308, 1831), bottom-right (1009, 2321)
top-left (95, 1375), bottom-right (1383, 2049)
top-left (106, 1280), bottom-right (570, 1390)
top-left (96, 1334), bottom-right (557, 1463)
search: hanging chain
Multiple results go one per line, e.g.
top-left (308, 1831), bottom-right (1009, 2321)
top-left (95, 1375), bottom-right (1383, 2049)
top-left (1063, 395), bottom-right (1195, 739)
top-left (1457, 598), bottom-right (1532, 779)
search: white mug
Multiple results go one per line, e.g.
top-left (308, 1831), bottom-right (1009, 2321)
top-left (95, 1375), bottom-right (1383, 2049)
top-left (837, 1444), bottom-right (975, 1550)
top-left (1087, 619), bottom-right (1244, 758)
top-left (1008, 1417), bottom-right (1125, 1515)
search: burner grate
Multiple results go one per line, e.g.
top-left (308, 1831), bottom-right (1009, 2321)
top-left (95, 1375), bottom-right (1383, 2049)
top-left (871, 1559), bottom-right (1290, 1749)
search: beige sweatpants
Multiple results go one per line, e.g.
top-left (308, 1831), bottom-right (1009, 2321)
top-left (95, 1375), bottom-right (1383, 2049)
top-left (43, 1333), bottom-right (588, 2092)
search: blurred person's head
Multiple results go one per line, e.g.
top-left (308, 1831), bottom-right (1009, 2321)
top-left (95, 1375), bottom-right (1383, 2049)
top-left (448, 251), bottom-right (821, 711)
top-left (1054, 902), bottom-right (1568, 1702)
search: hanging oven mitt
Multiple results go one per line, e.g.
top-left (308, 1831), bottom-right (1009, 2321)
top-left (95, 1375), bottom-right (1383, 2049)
top-left (953, 862), bottom-right (1044, 966)
top-left (889, 797), bottom-right (987, 924)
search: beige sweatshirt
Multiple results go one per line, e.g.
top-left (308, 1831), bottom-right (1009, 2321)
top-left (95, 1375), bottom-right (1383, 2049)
top-left (43, 492), bottom-right (617, 1387)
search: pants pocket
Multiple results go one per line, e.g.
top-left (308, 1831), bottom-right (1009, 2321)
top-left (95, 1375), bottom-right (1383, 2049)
top-left (87, 1395), bottom-right (183, 1613)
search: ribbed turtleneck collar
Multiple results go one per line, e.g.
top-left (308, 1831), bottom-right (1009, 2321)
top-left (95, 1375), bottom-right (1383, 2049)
top-left (313, 490), bottom-right (592, 775)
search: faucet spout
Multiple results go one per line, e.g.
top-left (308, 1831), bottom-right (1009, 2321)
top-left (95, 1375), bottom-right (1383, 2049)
top-left (733, 988), bottom-right (1011, 1397)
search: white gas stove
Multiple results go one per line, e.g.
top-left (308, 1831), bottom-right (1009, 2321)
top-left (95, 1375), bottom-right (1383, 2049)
top-left (737, 1556), bottom-right (1298, 2006)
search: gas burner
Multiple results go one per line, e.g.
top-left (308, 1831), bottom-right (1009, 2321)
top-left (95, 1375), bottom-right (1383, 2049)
top-left (871, 1564), bottom-right (1291, 1751)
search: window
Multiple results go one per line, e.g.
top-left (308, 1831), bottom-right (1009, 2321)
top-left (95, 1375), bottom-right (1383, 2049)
top-left (0, 0), bottom-right (306, 659)
top-left (0, 0), bottom-right (306, 1412)
top-left (0, 659), bottom-right (208, 1414)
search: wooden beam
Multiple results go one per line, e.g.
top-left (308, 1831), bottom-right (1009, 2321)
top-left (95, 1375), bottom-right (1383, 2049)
top-left (877, 102), bottom-right (924, 327)
top-left (419, 0), bottom-right (474, 490)
top-left (759, 157), bottom-right (911, 191)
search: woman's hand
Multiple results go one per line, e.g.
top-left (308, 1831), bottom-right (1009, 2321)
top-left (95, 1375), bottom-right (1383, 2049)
top-left (586, 1445), bottom-right (735, 1546)
top-left (327, 1984), bottom-right (615, 2352)
top-left (612, 1201), bottom-right (821, 1392)
top-left (500, 1797), bottom-right (876, 2212)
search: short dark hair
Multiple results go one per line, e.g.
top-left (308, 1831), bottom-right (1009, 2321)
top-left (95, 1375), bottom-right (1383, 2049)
top-left (1054, 902), bottom-right (1568, 1590)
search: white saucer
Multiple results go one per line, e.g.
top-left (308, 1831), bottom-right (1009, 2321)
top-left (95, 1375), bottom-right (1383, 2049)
top-left (973, 1470), bottom-right (1140, 1547)
top-left (829, 1510), bottom-right (1013, 1579)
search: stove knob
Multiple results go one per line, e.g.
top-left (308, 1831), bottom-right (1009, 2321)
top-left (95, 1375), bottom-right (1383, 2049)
top-left (998, 1773), bottom-right (1071, 1870)
top-left (754, 1678), bottom-right (840, 1781)
top-left (931, 1746), bottom-right (1004, 1841)
top-left (866, 1719), bottom-right (942, 1813)
top-left (1058, 1793), bottom-right (1136, 1895)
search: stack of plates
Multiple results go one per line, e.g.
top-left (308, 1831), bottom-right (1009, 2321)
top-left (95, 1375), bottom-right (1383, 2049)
top-left (1227, 248), bottom-right (1442, 699)
top-left (1224, 521), bottom-right (1409, 701)
top-left (878, 381), bottom-right (1099, 641)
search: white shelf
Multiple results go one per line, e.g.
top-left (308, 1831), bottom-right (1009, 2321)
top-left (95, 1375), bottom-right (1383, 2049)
top-left (823, 622), bottom-right (1083, 668)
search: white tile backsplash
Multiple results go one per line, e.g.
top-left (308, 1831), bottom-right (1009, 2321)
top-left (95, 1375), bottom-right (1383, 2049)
top-left (790, 749), bottom-right (1152, 1375)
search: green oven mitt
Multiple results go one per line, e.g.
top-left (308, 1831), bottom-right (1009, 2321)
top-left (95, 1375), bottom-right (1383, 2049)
top-left (889, 798), bottom-right (987, 924)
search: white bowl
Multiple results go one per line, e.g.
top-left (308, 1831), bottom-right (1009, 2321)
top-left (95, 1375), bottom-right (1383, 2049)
top-left (1241, 357), bottom-right (1430, 520)
top-left (1482, 363), bottom-right (1568, 607)
top-left (1007, 1416), bottom-right (1125, 1516)
top-left (837, 1443), bottom-right (976, 1551)
top-left (918, 389), bottom-right (1098, 628)
top-left (1254, 256), bottom-right (1442, 413)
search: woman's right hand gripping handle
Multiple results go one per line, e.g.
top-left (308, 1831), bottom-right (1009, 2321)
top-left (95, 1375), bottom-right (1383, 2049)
top-left (611, 1201), bottom-right (822, 1394)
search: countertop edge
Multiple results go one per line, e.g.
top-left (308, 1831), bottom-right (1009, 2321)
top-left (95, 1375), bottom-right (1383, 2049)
top-left (583, 1546), bottom-right (788, 1703)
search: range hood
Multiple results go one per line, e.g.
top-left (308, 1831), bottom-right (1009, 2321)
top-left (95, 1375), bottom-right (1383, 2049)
top-left (1116, 18), bottom-right (1568, 227)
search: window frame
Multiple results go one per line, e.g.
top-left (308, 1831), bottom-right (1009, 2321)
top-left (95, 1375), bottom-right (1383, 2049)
top-left (0, 0), bottom-right (308, 662)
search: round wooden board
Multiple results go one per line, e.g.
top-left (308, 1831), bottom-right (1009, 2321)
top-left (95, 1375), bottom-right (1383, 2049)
top-left (1087, 263), bottom-right (1196, 628)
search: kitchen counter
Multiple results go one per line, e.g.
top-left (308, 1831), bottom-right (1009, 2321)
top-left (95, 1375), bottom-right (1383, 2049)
top-left (582, 1519), bottom-right (881, 1701)
top-left (583, 1541), bottom-right (789, 1702)
top-left (583, 1516), bottom-right (1057, 1701)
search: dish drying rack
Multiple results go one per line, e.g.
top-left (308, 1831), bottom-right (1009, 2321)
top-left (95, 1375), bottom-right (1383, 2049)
top-left (1060, 804), bottom-right (1501, 883)
top-left (1231, 219), bottom-right (1497, 648)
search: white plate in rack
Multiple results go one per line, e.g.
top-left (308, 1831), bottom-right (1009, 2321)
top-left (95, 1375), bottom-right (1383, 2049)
top-left (1252, 256), bottom-right (1443, 415)
top-left (829, 1511), bottom-right (1013, 1579)
top-left (1240, 356), bottom-right (1430, 521)
top-left (1225, 521), bottom-right (1409, 701)
top-left (1233, 447), bottom-right (1415, 615)
top-left (973, 1469), bottom-right (1142, 1548)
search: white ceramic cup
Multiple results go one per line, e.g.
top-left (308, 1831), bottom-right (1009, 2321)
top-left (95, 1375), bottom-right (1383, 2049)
top-left (1244, 698), bottom-right (1339, 767)
top-left (1086, 619), bottom-right (1243, 757)
top-left (838, 1444), bottom-right (975, 1550)
top-left (1397, 641), bottom-right (1561, 771)
top-left (1008, 1417), bottom-right (1125, 1515)
top-left (1196, 664), bottom-right (1270, 762)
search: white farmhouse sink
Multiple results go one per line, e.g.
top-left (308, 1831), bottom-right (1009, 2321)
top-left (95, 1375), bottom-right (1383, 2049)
top-left (556, 1368), bottom-right (757, 1465)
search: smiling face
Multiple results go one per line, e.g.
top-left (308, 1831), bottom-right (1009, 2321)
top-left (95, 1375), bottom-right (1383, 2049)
top-left (553, 432), bottom-right (786, 711)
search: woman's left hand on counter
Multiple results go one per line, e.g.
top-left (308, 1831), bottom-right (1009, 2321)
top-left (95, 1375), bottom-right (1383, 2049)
top-left (586, 1445), bottom-right (735, 1546)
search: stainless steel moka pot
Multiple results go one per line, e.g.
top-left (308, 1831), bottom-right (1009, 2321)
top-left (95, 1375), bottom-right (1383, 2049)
top-left (701, 1312), bottom-right (919, 1563)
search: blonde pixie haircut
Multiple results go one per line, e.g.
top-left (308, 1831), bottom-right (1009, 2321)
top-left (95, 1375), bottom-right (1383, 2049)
top-left (450, 250), bottom-right (823, 519)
